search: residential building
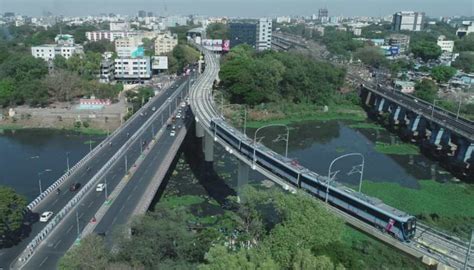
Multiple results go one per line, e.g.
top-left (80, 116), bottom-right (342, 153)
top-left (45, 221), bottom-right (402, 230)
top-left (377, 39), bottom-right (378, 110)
top-left (100, 57), bottom-right (115, 83)
top-left (456, 21), bottom-right (474, 38)
top-left (352, 28), bottom-right (362, 36)
top-left (394, 80), bottom-right (415, 93)
top-left (114, 56), bottom-right (152, 81)
top-left (110, 22), bottom-right (130, 31)
top-left (230, 22), bottom-right (257, 48)
top-left (437, 35), bottom-right (454, 53)
top-left (257, 18), bottom-right (272, 51)
top-left (55, 34), bottom-right (75, 46)
top-left (31, 44), bottom-right (84, 61)
top-left (86, 30), bottom-right (129, 42)
top-left (392, 11), bottom-right (424, 31)
top-left (386, 34), bottom-right (410, 53)
top-left (115, 36), bottom-right (143, 57)
top-left (154, 32), bottom-right (178, 55)
top-left (276, 16), bottom-right (291, 24)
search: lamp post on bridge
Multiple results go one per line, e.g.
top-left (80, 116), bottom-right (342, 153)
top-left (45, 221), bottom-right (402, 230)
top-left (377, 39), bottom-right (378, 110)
top-left (326, 153), bottom-right (365, 203)
top-left (37, 169), bottom-right (52, 195)
top-left (252, 124), bottom-right (290, 170)
top-left (431, 99), bottom-right (442, 119)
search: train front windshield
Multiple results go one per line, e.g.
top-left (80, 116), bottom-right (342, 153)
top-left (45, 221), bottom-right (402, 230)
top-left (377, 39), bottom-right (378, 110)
top-left (404, 218), bottom-right (417, 239)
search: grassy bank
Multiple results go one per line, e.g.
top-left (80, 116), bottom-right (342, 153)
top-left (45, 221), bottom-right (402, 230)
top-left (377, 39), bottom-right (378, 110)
top-left (0, 123), bottom-right (25, 131)
top-left (374, 141), bottom-right (420, 155)
top-left (0, 123), bottom-right (109, 136)
top-left (360, 180), bottom-right (474, 240)
top-left (349, 122), bottom-right (385, 130)
top-left (68, 127), bottom-right (108, 136)
top-left (242, 103), bottom-right (367, 128)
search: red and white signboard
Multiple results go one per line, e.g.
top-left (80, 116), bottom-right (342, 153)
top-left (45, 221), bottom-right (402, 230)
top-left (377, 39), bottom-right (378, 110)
top-left (222, 40), bottom-right (230, 52)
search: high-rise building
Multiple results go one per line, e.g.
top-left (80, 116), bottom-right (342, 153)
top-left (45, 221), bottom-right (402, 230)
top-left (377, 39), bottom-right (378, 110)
top-left (230, 22), bottom-right (257, 48)
top-left (147, 12), bottom-right (153, 17)
top-left (318, 8), bottom-right (328, 23)
top-left (257, 18), bottom-right (272, 51)
top-left (392, 11), bottom-right (425, 31)
top-left (114, 56), bottom-right (152, 81)
top-left (138, 10), bottom-right (147, 18)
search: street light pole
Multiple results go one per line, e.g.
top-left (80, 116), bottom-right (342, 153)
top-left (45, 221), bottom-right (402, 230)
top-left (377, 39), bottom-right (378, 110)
top-left (124, 155), bottom-right (128, 174)
top-left (252, 124), bottom-right (290, 170)
top-left (326, 153), bottom-right (365, 203)
top-left (66, 152), bottom-right (70, 173)
top-left (76, 211), bottom-right (80, 236)
top-left (38, 173), bottom-right (42, 194)
top-left (104, 176), bottom-right (108, 200)
top-left (431, 99), bottom-right (441, 119)
top-left (456, 99), bottom-right (462, 120)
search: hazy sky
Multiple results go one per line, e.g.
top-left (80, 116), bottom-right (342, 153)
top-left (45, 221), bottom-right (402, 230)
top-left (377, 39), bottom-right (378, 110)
top-left (1, 0), bottom-right (473, 18)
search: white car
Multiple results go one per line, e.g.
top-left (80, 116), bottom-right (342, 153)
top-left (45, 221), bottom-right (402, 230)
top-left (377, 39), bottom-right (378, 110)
top-left (170, 130), bottom-right (176, 137)
top-left (96, 183), bottom-right (106, 192)
top-left (176, 113), bottom-right (181, 119)
top-left (40, 211), bottom-right (53, 222)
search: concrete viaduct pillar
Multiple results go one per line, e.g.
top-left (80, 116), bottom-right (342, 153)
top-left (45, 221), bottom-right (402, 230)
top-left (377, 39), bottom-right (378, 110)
top-left (237, 160), bottom-right (250, 202)
top-left (203, 133), bottom-right (214, 162)
top-left (195, 122), bottom-right (204, 138)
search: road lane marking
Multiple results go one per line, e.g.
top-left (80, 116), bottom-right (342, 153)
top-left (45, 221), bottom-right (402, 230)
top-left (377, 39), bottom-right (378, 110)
top-left (51, 198), bottom-right (59, 206)
top-left (111, 216), bottom-right (118, 225)
top-left (79, 213), bottom-right (84, 219)
top-left (54, 239), bottom-right (62, 248)
top-left (39, 256), bottom-right (48, 267)
top-left (66, 225), bottom-right (73, 233)
top-left (132, 185), bottom-right (137, 192)
top-left (88, 201), bottom-right (94, 208)
top-left (119, 205), bottom-right (125, 213)
top-left (126, 194), bottom-right (132, 201)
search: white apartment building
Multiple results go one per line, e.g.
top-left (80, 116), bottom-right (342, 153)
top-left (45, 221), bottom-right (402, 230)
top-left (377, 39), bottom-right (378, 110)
top-left (392, 11), bottom-right (424, 31)
top-left (437, 35), bottom-right (454, 53)
top-left (115, 36), bottom-right (143, 58)
top-left (257, 18), bottom-right (272, 51)
top-left (154, 33), bottom-right (178, 55)
top-left (114, 57), bottom-right (152, 80)
top-left (31, 44), bottom-right (83, 61)
top-left (456, 21), bottom-right (474, 38)
top-left (86, 31), bottom-right (130, 42)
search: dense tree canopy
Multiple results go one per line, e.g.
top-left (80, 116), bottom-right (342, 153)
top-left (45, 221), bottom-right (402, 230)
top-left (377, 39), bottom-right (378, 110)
top-left (452, 52), bottom-right (474, 73)
top-left (353, 46), bottom-right (388, 68)
top-left (0, 186), bottom-right (27, 247)
top-left (83, 40), bottom-right (115, 54)
top-left (455, 33), bottom-right (474, 52)
top-left (414, 79), bottom-right (438, 102)
top-left (319, 27), bottom-right (363, 59)
top-left (430, 66), bottom-right (457, 83)
top-left (58, 235), bottom-right (108, 270)
top-left (410, 41), bottom-right (442, 62)
top-left (167, 44), bottom-right (200, 74)
top-left (219, 45), bottom-right (346, 106)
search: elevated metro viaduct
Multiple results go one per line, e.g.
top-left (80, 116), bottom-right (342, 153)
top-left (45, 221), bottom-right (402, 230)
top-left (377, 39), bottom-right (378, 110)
top-left (360, 85), bottom-right (473, 179)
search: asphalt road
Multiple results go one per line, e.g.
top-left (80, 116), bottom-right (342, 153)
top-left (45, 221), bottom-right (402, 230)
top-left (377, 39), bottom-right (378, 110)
top-left (0, 76), bottom-right (190, 269)
top-left (21, 113), bottom-right (190, 270)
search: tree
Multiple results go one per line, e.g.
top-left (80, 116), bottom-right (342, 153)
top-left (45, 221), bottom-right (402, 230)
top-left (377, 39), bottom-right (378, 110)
top-left (414, 79), bottom-right (438, 102)
top-left (206, 23), bottom-right (230, 40)
top-left (0, 186), bottom-right (27, 247)
top-left (455, 33), bottom-right (474, 52)
top-left (410, 41), bottom-right (442, 62)
top-left (84, 40), bottom-right (115, 54)
top-left (430, 66), bottom-right (457, 83)
top-left (0, 78), bottom-right (15, 107)
top-left (53, 55), bottom-right (68, 69)
top-left (452, 52), bottom-right (474, 73)
top-left (199, 245), bottom-right (279, 270)
top-left (141, 38), bottom-right (156, 57)
top-left (292, 249), bottom-right (337, 270)
top-left (0, 54), bottom-right (48, 82)
top-left (43, 70), bottom-right (83, 101)
top-left (353, 46), bottom-right (388, 68)
top-left (58, 234), bottom-right (109, 270)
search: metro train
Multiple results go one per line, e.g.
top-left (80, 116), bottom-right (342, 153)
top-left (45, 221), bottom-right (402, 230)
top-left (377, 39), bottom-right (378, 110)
top-left (210, 119), bottom-right (417, 242)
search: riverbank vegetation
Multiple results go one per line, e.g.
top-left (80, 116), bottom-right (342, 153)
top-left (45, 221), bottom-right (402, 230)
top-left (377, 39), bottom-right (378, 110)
top-left (361, 180), bottom-right (474, 240)
top-left (374, 141), bottom-right (420, 155)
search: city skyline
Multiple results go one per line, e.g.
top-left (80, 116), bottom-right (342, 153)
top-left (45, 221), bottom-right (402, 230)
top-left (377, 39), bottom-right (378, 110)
top-left (1, 0), bottom-right (473, 18)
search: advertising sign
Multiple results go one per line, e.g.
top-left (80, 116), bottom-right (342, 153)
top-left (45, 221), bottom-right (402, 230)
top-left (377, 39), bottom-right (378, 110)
top-left (152, 56), bottom-right (168, 70)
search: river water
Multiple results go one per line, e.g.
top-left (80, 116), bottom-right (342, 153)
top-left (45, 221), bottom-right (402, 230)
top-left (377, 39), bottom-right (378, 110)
top-left (248, 119), bottom-right (457, 189)
top-left (0, 119), bottom-right (457, 201)
top-left (0, 129), bottom-right (105, 201)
